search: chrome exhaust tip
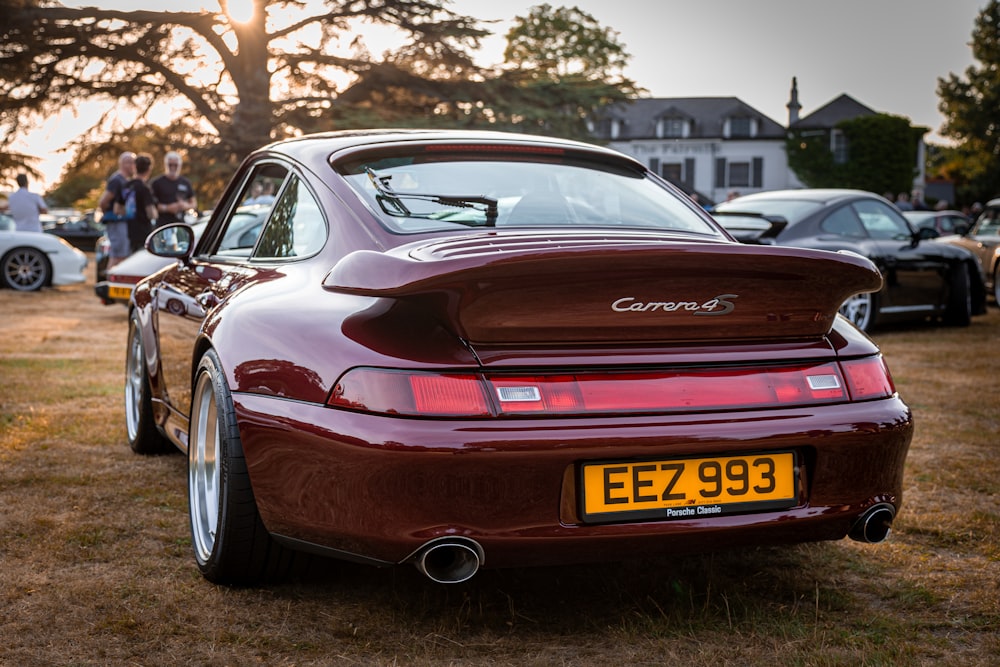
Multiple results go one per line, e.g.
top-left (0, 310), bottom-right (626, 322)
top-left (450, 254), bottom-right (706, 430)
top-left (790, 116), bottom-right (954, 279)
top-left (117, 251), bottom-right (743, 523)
top-left (849, 503), bottom-right (895, 543)
top-left (413, 538), bottom-right (483, 584)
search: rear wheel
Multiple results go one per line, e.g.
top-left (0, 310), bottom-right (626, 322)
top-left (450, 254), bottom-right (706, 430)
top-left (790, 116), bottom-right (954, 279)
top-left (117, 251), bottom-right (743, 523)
top-left (943, 264), bottom-right (972, 327)
top-left (125, 314), bottom-right (172, 454)
top-left (839, 292), bottom-right (878, 332)
top-left (189, 349), bottom-right (294, 584)
top-left (992, 265), bottom-right (1000, 306)
top-left (1, 247), bottom-right (50, 291)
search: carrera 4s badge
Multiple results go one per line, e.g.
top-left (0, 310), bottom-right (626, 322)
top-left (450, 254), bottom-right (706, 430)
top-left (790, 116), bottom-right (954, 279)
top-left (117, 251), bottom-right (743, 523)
top-left (611, 294), bottom-right (738, 316)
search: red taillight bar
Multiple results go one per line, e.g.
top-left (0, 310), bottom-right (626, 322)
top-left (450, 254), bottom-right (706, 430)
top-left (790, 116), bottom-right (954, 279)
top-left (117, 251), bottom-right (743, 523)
top-left (328, 356), bottom-right (896, 418)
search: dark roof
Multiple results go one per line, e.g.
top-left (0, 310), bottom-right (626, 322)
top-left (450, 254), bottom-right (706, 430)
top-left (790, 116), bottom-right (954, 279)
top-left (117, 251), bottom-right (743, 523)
top-left (595, 97), bottom-right (786, 140)
top-left (791, 94), bottom-right (876, 129)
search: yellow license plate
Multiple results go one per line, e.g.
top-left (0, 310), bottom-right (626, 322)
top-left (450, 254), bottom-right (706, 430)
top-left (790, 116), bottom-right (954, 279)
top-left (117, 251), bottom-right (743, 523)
top-left (580, 452), bottom-right (797, 523)
top-left (108, 285), bottom-right (133, 300)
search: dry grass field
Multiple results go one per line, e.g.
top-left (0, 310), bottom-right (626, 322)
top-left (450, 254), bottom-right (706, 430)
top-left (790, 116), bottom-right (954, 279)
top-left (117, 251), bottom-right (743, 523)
top-left (1, 260), bottom-right (998, 666)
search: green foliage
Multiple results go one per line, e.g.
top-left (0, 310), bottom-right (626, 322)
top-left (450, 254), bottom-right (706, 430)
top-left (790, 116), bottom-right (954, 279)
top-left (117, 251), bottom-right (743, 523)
top-left (496, 4), bottom-right (641, 139)
top-left (786, 114), bottom-right (922, 194)
top-left (0, 1), bottom-right (489, 194)
top-left (504, 4), bottom-right (631, 81)
top-left (936, 0), bottom-right (1000, 200)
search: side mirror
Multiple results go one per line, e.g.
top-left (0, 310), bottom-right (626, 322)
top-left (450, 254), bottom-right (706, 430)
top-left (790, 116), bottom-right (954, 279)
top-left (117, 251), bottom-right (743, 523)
top-left (915, 226), bottom-right (939, 241)
top-left (146, 223), bottom-right (195, 259)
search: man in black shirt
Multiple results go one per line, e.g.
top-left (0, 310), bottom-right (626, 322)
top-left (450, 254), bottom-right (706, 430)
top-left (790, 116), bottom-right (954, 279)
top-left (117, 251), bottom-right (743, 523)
top-left (98, 151), bottom-right (136, 269)
top-left (121, 154), bottom-right (158, 253)
top-left (150, 151), bottom-right (197, 226)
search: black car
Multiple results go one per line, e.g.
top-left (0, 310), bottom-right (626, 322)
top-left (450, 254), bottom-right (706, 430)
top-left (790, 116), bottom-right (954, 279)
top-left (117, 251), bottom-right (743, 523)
top-left (713, 189), bottom-right (987, 332)
top-left (44, 211), bottom-right (104, 251)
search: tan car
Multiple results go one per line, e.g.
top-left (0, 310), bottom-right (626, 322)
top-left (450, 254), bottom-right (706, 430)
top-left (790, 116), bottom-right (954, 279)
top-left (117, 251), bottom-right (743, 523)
top-left (936, 198), bottom-right (1000, 303)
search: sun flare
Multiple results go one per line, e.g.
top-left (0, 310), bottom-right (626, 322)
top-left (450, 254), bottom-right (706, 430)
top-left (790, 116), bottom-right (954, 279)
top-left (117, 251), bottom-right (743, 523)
top-left (223, 0), bottom-right (254, 24)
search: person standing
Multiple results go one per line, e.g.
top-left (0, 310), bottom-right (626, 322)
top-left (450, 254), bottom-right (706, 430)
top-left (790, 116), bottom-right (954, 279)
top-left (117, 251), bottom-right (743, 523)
top-left (7, 174), bottom-right (48, 233)
top-left (151, 151), bottom-right (197, 226)
top-left (99, 151), bottom-right (137, 269)
top-left (121, 154), bottom-right (158, 253)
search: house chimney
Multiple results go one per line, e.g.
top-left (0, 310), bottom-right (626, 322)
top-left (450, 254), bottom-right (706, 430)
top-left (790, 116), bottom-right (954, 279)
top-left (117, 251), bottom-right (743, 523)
top-left (787, 77), bottom-right (801, 126)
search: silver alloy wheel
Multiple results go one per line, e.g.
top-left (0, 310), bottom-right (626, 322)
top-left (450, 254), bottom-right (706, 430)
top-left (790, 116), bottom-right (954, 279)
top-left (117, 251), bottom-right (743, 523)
top-left (2, 247), bottom-right (49, 291)
top-left (125, 323), bottom-right (143, 442)
top-left (189, 371), bottom-right (221, 565)
top-left (839, 292), bottom-right (873, 331)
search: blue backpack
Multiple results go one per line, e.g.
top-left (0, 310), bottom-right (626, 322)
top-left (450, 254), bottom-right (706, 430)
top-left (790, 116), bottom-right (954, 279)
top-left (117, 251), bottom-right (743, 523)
top-left (121, 183), bottom-right (138, 221)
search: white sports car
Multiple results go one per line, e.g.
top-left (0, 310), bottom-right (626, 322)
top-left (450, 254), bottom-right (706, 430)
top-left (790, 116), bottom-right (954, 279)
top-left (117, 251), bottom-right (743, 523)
top-left (1, 213), bottom-right (88, 291)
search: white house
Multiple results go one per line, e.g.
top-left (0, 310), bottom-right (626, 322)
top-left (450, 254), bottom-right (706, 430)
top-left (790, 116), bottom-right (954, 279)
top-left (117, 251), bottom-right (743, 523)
top-left (589, 96), bottom-right (799, 205)
top-left (589, 79), bottom-right (926, 205)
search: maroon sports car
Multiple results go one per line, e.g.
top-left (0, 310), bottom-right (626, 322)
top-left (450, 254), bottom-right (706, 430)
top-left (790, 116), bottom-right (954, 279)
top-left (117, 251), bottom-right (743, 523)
top-left (125, 130), bottom-right (912, 585)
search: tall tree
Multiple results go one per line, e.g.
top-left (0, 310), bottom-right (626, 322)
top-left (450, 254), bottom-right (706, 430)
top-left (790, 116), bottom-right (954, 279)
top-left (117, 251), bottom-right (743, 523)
top-left (936, 0), bottom-right (1000, 200)
top-left (495, 3), bottom-right (641, 138)
top-left (0, 0), bottom-right (488, 171)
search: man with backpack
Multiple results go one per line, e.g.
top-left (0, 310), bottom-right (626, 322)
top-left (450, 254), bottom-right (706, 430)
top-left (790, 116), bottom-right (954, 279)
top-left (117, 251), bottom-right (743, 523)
top-left (119, 154), bottom-right (159, 254)
top-left (98, 151), bottom-right (136, 269)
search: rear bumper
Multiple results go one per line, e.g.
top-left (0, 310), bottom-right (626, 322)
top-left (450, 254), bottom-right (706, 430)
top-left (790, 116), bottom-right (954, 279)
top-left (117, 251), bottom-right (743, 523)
top-left (234, 393), bottom-right (913, 568)
top-left (94, 280), bottom-right (131, 305)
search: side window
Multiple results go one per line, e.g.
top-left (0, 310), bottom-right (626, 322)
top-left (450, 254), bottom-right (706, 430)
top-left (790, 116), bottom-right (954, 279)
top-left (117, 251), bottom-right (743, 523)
top-left (252, 175), bottom-right (327, 259)
top-left (820, 206), bottom-right (865, 237)
top-left (852, 200), bottom-right (911, 240)
top-left (212, 163), bottom-right (290, 257)
top-left (976, 210), bottom-right (1000, 236)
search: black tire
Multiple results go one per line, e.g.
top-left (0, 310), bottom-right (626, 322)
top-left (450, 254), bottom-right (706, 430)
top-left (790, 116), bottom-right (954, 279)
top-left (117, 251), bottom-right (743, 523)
top-left (1, 247), bottom-right (51, 291)
top-left (839, 291), bottom-right (878, 333)
top-left (943, 264), bottom-right (972, 327)
top-left (125, 314), bottom-right (173, 454)
top-left (992, 265), bottom-right (1000, 306)
top-left (188, 349), bottom-right (295, 585)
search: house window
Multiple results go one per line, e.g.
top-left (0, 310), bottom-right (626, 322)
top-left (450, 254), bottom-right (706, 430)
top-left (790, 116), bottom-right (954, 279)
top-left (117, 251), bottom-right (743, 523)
top-left (658, 118), bottom-right (687, 138)
top-left (716, 158), bottom-right (764, 189)
top-left (832, 130), bottom-right (848, 164)
top-left (728, 117), bottom-right (753, 138)
top-left (728, 162), bottom-right (750, 188)
top-left (596, 118), bottom-right (622, 139)
top-left (662, 163), bottom-right (683, 185)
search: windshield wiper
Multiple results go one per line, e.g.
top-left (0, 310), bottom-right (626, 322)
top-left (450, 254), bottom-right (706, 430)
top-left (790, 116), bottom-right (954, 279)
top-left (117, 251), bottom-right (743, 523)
top-left (365, 168), bottom-right (498, 227)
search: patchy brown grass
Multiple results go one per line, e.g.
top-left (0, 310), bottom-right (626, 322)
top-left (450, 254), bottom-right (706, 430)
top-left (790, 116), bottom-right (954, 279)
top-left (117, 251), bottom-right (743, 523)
top-left (1, 263), bottom-right (998, 666)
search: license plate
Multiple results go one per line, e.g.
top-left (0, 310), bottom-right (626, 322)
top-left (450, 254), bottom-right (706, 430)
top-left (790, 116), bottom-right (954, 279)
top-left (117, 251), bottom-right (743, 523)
top-left (580, 452), bottom-right (797, 523)
top-left (108, 285), bottom-right (133, 300)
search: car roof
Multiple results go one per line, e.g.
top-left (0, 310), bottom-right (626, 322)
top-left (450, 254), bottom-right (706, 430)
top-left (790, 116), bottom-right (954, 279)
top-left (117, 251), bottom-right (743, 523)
top-left (726, 189), bottom-right (878, 205)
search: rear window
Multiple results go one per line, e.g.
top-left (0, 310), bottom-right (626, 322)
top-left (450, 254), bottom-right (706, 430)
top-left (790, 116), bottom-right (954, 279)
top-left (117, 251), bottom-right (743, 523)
top-left (333, 146), bottom-right (722, 236)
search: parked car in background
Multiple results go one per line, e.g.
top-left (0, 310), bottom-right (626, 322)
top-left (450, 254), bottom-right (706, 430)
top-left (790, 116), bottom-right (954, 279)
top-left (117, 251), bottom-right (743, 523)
top-left (95, 211), bottom-right (216, 304)
top-left (125, 130), bottom-right (912, 586)
top-left (932, 199), bottom-right (1000, 304)
top-left (44, 211), bottom-right (104, 251)
top-left (713, 189), bottom-right (986, 332)
top-left (1, 215), bottom-right (88, 291)
top-left (902, 209), bottom-right (970, 237)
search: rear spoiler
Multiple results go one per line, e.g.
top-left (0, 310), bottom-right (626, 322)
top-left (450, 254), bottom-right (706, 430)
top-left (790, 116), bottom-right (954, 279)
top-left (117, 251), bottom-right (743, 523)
top-left (712, 211), bottom-right (788, 245)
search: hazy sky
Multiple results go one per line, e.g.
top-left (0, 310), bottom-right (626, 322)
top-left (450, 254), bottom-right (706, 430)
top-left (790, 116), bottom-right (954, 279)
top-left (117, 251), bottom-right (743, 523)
top-left (14, 0), bottom-right (988, 189)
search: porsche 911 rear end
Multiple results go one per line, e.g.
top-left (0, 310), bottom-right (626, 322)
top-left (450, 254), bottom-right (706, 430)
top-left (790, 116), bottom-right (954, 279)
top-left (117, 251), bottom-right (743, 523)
top-left (239, 231), bottom-right (911, 583)
top-left (147, 132), bottom-right (912, 585)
